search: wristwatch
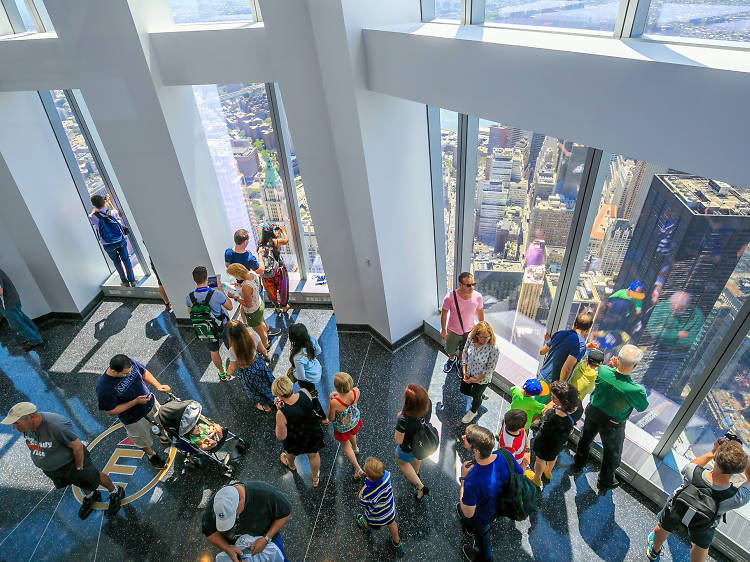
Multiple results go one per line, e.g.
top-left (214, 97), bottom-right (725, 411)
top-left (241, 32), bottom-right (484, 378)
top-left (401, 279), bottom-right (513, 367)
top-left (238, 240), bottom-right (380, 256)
top-left (263, 535), bottom-right (272, 544)
top-left (76, 466), bottom-right (83, 471)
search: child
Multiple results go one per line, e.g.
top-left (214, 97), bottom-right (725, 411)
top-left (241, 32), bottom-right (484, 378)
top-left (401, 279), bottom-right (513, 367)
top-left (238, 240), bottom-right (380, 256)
top-left (525, 381), bottom-right (582, 487)
top-left (509, 379), bottom-right (549, 430)
top-left (288, 323), bottom-right (328, 423)
top-left (647, 438), bottom-right (750, 561)
top-left (189, 421), bottom-right (223, 450)
top-left (328, 372), bottom-right (365, 478)
top-left (568, 349), bottom-right (605, 401)
top-left (356, 457), bottom-right (405, 557)
top-left (496, 409), bottom-right (530, 468)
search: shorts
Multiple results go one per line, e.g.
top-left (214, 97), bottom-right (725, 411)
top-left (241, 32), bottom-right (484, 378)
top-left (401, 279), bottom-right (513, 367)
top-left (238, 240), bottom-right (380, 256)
top-left (532, 435), bottom-right (566, 462)
top-left (334, 418), bottom-right (362, 443)
top-left (244, 302), bottom-right (265, 327)
top-left (395, 445), bottom-right (416, 463)
top-left (124, 401), bottom-right (161, 449)
top-left (43, 449), bottom-right (100, 491)
top-left (445, 330), bottom-right (468, 356)
top-left (658, 504), bottom-right (716, 550)
top-left (203, 328), bottom-right (229, 353)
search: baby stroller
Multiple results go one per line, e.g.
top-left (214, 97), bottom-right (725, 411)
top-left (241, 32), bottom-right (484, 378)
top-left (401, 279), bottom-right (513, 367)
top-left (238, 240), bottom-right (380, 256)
top-left (157, 392), bottom-right (248, 477)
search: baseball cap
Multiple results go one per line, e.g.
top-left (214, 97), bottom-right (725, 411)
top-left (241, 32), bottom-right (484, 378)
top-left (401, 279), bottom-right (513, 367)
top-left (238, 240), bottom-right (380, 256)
top-left (214, 485), bottom-right (240, 532)
top-left (522, 379), bottom-right (549, 397)
top-left (1, 402), bottom-right (38, 425)
top-left (627, 281), bottom-right (646, 300)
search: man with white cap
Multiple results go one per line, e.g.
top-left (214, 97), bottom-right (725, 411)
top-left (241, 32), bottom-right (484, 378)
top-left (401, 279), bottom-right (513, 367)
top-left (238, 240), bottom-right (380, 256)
top-left (202, 481), bottom-right (291, 562)
top-left (2, 402), bottom-right (124, 520)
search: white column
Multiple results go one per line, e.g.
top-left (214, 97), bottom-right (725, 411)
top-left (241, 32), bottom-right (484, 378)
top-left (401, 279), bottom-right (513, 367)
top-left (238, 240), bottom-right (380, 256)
top-left (41, 0), bottom-right (233, 317)
top-left (259, 0), bottom-right (436, 342)
top-left (0, 91), bottom-right (109, 314)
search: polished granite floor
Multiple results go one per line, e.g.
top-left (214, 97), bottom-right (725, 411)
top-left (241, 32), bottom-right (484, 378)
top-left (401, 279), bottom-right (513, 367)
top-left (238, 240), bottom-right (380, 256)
top-left (0, 299), bottom-right (731, 562)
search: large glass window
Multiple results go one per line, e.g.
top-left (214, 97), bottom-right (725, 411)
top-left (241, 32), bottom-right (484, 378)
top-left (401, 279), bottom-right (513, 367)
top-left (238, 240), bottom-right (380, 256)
top-left (676, 332), bottom-right (750, 464)
top-left (193, 83), bottom-right (300, 273)
top-left (45, 90), bottom-right (142, 272)
top-left (441, 110), bottom-right (459, 294)
top-left (470, 120), bottom-right (590, 372)
top-left (435, 0), bottom-right (461, 20)
top-left (573, 158), bottom-right (750, 451)
top-left (484, 0), bottom-right (620, 33)
top-left (168, 0), bottom-right (254, 24)
top-left (644, 0), bottom-right (750, 44)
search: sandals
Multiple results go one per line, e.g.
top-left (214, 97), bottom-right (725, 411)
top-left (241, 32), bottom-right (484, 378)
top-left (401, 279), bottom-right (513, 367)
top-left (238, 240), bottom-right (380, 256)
top-left (312, 475), bottom-right (320, 488)
top-left (280, 452), bottom-right (296, 471)
top-left (256, 403), bottom-right (272, 413)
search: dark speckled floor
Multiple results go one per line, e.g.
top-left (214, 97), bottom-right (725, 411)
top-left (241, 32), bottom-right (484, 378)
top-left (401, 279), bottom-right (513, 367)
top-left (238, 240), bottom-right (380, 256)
top-left (0, 299), bottom-right (730, 561)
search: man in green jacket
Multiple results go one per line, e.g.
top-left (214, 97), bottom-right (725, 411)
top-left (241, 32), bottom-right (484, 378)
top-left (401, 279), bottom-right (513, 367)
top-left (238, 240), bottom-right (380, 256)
top-left (572, 344), bottom-right (648, 492)
top-left (642, 291), bottom-right (704, 394)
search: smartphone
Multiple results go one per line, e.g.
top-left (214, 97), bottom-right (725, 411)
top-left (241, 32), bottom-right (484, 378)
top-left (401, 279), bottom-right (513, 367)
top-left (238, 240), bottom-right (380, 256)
top-left (207, 275), bottom-right (220, 289)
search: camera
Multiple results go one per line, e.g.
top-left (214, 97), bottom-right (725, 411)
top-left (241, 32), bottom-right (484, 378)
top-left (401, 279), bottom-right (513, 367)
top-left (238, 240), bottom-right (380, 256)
top-left (725, 432), bottom-right (743, 445)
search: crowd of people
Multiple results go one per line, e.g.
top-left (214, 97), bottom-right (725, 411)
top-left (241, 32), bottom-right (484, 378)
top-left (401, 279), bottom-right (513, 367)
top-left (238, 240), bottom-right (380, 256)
top-left (2, 221), bottom-right (750, 561)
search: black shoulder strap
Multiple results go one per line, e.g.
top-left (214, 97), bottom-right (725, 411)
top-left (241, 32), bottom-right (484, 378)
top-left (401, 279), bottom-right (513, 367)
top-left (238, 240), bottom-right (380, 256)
top-left (690, 466), bottom-right (738, 503)
top-left (189, 291), bottom-right (199, 307)
top-left (453, 290), bottom-right (466, 334)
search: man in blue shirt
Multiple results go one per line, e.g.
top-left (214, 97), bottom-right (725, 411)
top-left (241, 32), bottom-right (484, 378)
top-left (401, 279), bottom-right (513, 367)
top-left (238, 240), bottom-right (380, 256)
top-left (537, 313), bottom-right (595, 402)
top-left (458, 424), bottom-right (523, 561)
top-left (96, 354), bottom-right (171, 469)
top-left (186, 266), bottom-right (234, 380)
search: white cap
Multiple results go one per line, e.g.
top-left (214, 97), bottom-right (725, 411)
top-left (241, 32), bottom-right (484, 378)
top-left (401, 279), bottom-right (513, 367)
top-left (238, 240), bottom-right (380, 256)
top-left (214, 485), bottom-right (240, 532)
top-left (1, 402), bottom-right (37, 424)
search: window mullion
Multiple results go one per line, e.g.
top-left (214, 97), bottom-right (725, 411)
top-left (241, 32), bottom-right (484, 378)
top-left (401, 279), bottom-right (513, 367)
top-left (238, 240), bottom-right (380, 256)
top-left (421, 0), bottom-right (436, 22)
top-left (621, 0), bottom-right (652, 38)
top-left (545, 149), bottom-right (608, 336)
top-left (265, 83), bottom-right (308, 280)
top-left (463, 0), bottom-right (485, 26)
top-left (251, 0), bottom-right (262, 23)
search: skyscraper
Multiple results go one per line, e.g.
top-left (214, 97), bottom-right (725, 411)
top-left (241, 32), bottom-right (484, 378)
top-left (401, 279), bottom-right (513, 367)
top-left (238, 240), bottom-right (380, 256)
top-left (554, 141), bottom-right (587, 201)
top-left (526, 132), bottom-right (545, 183)
top-left (529, 194), bottom-right (574, 248)
top-left (261, 152), bottom-right (286, 223)
top-left (517, 265), bottom-right (545, 320)
top-left (600, 218), bottom-right (633, 275)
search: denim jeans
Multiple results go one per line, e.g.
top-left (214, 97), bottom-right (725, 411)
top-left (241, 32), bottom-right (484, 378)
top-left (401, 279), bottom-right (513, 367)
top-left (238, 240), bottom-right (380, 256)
top-left (456, 503), bottom-right (492, 561)
top-left (0, 303), bottom-right (42, 344)
top-left (573, 404), bottom-right (626, 486)
top-left (103, 239), bottom-right (135, 283)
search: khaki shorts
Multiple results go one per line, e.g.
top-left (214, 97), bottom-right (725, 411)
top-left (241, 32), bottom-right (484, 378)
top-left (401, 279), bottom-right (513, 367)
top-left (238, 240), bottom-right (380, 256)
top-left (445, 330), bottom-right (468, 356)
top-left (124, 401), bottom-right (161, 449)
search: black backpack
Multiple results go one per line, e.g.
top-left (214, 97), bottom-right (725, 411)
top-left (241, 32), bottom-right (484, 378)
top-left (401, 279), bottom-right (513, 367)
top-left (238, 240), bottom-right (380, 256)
top-left (188, 290), bottom-right (225, 342)
top-left (410, 417), bottom-right (440, 460)
top-left (669, 466), bottom-right (737, 532)
top-left (494, 449), bottom-right (538, 521)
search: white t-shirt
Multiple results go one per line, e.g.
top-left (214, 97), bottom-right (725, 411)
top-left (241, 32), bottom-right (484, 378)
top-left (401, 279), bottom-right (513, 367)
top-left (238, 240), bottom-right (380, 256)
top-left (240, 274), bottom-right (263, 313)
top-left (228, 330), bottom-right (262, 362)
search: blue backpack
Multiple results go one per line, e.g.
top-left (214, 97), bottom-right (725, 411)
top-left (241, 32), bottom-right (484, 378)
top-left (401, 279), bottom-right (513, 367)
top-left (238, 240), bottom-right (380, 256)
top-left (94, 210), bottom-right (125, 245)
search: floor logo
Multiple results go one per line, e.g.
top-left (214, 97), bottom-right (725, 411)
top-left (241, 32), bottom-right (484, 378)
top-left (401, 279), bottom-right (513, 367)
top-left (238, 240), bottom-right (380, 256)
top-left (72, 423), bottom-right (175, 509)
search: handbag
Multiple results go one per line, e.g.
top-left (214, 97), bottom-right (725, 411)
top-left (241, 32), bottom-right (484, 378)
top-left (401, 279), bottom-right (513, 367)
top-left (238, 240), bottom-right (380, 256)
top-left (286, 365), bottom-right (297, 383)
top-left (460, 380), bottom-right (475, 396)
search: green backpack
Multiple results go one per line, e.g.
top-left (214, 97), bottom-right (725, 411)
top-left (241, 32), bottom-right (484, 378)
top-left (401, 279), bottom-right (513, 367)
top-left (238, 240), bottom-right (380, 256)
top-left (494, 448), bottom-right (538, 521)
top-left (188, 289), bottom-right (225, 342)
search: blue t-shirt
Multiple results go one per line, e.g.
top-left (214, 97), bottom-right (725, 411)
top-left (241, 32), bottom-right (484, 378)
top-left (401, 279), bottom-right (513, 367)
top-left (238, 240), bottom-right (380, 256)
top-left (462, 453), bottom-right (523, 526)
top-left (224, 248), bottom-right (260, 272)
top-left (185, 287), bottom-right (229, 325)
top-left (539, 329), bottom-right (586, 384)
top-left (96, 359), bottom-right (154, 425)
top-left (292, 336), bottom-right (323, 384)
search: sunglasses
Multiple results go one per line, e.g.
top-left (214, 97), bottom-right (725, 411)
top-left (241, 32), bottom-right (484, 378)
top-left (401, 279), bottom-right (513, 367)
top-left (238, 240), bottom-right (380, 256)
top-left (462, 282), bottom-right (476, 287)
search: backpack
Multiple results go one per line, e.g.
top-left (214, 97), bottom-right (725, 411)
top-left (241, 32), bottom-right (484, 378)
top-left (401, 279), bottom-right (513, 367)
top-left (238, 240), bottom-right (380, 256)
top-left (259, 245), bottom-right (283, 278)
top-left (410, 417), bottom-right (439, 460)
top-left (669, 466), bottom-right (738, 532)
top-left (494, 448), bottom-right (538, 521)
top-left (188, 290), bottom-right (225, 342)
top-left (94, 210), bottom-right (125, 245)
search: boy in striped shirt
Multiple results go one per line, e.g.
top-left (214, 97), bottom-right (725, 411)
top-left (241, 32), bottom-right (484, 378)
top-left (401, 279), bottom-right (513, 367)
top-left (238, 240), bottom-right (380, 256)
top-left (496, 409), bottom-right (530, 468)
top-left (356, 456), bottom-right (405, 557)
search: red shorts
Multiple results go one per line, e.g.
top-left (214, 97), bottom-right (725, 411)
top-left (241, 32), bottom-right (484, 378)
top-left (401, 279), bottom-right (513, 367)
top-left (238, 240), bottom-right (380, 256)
top-left (333, 418), bottom-right (362, 443)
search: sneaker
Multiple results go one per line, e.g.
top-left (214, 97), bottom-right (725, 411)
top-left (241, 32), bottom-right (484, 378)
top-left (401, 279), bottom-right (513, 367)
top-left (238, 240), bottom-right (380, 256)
top-left (355, 514), bottom-right (371, 535)
top-left (391, 537), bottom-right (405, 557)
top-left (159, 433), bottom-right (171, 445)
top-left (106, 486), bottom-right (125, 517)
top-left (524, 469), bottom-right (542, 487)
top-left (120, 281), bottom-right (130, 287)
top-left (443, 356), bottom-right (457, 373)
top-left (570, 463), bottom-right (584, 475)
top-left (148, 452), bottom-right (167, 470)
top-left (22, 340), bottom-right (44, 352)
top-left (218, 370), bottom-right (232, 381)
top-left (267, 327), bottom-right (281, 338)
top-left (78, 490), bottom-right (101, 520)
top-left (646, 531), bottom-right (661, 561)
top-left (461, 410), bottom-right (477, 424)
top-left (597, 478), bottom-right (620, 491)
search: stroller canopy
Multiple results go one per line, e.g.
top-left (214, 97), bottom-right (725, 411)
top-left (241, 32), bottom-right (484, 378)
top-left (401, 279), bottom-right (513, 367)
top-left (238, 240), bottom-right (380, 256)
top-left (158, 399), bottom-right (202, 438)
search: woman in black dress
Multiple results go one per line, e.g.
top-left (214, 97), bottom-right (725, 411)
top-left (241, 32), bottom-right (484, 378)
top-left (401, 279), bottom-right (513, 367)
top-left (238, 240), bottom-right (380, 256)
top-left (272, 376), bottom-right (325, 487)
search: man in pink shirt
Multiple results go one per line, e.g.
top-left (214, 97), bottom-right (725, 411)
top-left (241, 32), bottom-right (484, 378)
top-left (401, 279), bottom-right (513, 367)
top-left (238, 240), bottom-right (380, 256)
top-left (441, 272), bottom-right (484, 373)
